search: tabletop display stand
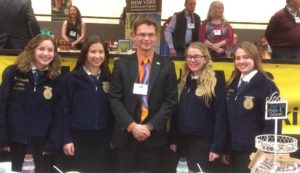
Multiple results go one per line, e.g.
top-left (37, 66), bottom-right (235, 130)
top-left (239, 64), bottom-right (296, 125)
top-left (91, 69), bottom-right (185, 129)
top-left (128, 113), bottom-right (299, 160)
top-left (249, 92), bottom-right (300, 173)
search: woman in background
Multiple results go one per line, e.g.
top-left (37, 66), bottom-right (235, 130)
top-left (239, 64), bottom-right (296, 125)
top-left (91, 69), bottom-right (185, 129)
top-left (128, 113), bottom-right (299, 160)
top-left (226, 41), bottom-right (279, 173)
top-left (199, 1), bottom-right (233, 58)
top-left (0, 34), bottom-right (62, 173)
top-left (170, 42), bottom-right (227, 173)
top-left (61, 36), bottom-right (112, 173)
top-left (61, 5), bottom-right (86, 49)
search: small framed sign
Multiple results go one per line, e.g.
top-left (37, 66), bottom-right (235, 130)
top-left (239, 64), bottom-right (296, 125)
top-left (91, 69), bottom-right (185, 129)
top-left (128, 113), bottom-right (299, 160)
top-left (117, 39), bottom-right (131, 53)
top-left (265, 100), bottom-right (288, 120)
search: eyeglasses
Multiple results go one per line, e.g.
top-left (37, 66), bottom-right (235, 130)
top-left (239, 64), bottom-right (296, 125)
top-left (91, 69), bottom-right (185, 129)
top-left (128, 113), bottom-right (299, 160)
top-left (136, 33), bottom-right (156, 38)
top-left (186, 55), bottom-right (206, 61)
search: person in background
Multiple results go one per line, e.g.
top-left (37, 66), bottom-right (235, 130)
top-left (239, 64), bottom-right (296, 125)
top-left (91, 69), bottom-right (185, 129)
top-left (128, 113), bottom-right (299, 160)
top-left (259, 35), bottom-right (271, 59)
top-left (226, 33), bottom-right (238, 58)
top-left (265, 0), bottom-right (300, 59)
top-left (169, 42), bottom-right (227, 173)
top-left (109, 17), bottom-right (178, 173)
top-left (0, 35), bottom-right (62, 173)
top-left (61, 36), bottom-right (111, 173)
top-left (0, 0), bottom-right (40, 49)
top-left (199, 0), bottom-right (233, 58)
top-left (61, 5), bottom-right (86, 49)
top-left (164, 0), bottom-right (201, 59)
top-left (226, 41), bottom-right (280, 173)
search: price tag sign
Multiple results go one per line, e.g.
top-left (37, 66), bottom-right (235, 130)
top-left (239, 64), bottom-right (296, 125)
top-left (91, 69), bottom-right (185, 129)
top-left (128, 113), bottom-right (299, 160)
top-left (265, 101), bottom-right (288, 120)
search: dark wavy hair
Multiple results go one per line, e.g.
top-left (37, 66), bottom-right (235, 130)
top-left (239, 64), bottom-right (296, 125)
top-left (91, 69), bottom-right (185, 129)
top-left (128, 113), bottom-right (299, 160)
top-left (74, 35), bottom-right (111, 81)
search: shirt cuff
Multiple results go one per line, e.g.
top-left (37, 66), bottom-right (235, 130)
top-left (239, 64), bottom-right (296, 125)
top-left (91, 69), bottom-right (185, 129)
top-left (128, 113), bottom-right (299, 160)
top-left (127, 122), bottom-right (137, 132)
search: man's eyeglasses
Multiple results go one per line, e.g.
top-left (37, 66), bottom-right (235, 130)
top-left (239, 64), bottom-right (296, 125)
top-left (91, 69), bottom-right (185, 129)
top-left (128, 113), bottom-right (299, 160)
top-left (136, 33), bottom-right (156, 38)
top-left (186, 55), bottom-right (206, 61)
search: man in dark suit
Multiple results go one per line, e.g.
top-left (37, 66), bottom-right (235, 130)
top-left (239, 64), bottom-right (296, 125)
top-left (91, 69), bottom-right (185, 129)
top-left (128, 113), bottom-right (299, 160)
top-left (0, 0), bottom-right (40, 49)
top-left (109, 17), bottom-right (178, 173)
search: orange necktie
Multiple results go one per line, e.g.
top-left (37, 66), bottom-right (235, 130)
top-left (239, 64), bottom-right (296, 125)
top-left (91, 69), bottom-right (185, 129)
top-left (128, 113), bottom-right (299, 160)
top-left (139, 57), bottom-right (150, 122)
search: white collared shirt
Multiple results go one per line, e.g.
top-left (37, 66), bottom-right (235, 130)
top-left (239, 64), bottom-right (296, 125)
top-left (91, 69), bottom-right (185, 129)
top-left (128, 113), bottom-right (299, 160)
top-left (287, 6), bottom-right (298, 17)
top-left (238, 69), bottom-right (258, 86)
top-left (83, 66), bottom-right (101, 80)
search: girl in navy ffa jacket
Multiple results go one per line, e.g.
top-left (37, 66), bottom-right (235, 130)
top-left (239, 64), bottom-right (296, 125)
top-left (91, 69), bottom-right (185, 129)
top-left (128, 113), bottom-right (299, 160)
top-left (0, 35), bottom-right (62, 173)
top-left (170, 42), bottom-right (227, 173)
top-left (61, 36), bottom-right (111, 173)
top-left (226, 41), bottom-right (280, 173)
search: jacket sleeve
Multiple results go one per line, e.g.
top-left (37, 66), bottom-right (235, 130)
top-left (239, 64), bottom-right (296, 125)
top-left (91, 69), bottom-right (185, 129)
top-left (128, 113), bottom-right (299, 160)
top-left (24, 0), bottom-right (40, 37)
top-left (210, 72), bottom-right (229, 154)
top-left (0, 66), bottom-right (15, 148)
top-left (108, 59), bottom-right (136, 131)
top-left (61, 74), bottom-right (75, 144)
top-left (265, 14), bottom-right (278, 46)
top-left (263, 80), bottom-right (281, 134)
top-left (44, 76), bottom-right (64, 153)
top-left (147, 60), bottom-right (178, 131)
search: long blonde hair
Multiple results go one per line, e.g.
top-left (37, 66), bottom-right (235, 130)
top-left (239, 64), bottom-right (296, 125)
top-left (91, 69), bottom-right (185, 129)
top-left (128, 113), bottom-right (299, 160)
top-left (178, 42), bottom-right (216, 106)
top-left (15, 34), bottom-right (61, 79)
top-left (206, 1), bottom-right (225, 21)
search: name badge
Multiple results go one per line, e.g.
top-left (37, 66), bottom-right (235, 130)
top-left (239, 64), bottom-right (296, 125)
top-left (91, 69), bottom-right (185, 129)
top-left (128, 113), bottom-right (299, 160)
top-left (69, 31), bottom-right (77, 37)
top-left (188, 23), bottom-right (195, 29)
top-left (133, 83), bottom-right (148, 95)
top-left (213, 30), bottom-right (221, 36)
top-left (295, 17), bottom-right (300, 23)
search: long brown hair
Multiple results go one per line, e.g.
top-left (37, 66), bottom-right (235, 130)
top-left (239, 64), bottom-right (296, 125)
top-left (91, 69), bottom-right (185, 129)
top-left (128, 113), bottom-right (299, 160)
top-left (67, 6), bottom-right (82, 24)
top-left (15, 34), bottom-right (61, 79)
top-left (226, 41), bottom-right (269, 88)
top-left (178, 42), bottom-right (216, 106)
top-left (74, 35), bottom-right (111, 81)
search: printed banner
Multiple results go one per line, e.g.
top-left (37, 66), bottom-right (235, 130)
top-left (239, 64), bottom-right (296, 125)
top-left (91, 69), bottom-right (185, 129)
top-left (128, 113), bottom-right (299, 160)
top-left (127, 0), bottom-right (161, 13)
top-left (52, 0), bottom-right (72, 21)
top-left (125, 0), bottom-right (162, 54)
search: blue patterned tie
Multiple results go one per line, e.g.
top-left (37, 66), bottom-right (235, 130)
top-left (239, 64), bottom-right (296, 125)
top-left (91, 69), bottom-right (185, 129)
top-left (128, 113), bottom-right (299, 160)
top-left (238, 80), bottom-right (248, 92)
top-left (32, 70), bottom-right (42, 82)
top-left (140, 58), bottom-right (150, 122)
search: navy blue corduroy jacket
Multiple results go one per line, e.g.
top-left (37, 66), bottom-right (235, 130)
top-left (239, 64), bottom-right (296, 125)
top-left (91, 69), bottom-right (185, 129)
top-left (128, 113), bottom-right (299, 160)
top-left (0, 65), bottom-right (63, 153)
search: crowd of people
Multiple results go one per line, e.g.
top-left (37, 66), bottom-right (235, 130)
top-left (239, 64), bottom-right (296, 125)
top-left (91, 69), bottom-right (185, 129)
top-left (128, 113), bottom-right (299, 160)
top-left (1, 0), bottom-right (299, 172)
top-left (164, 0), bottom-right (300, 60)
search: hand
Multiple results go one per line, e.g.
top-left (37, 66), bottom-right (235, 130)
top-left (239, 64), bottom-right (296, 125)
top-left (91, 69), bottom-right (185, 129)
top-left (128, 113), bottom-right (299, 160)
top-left (211, 44), bottom-right (219, 51)
top-left (209, 152), bottom-right (220, 161)
top-left (216, 48), bottom-right (225, 54)
top-left (132, 124), bottom-right (150, 141)
top-left (0, 146), bottom-right (10, 152)
top-left (169, 48), bottom-right (177, 58)
top-left (221, 154), bottom-right (231, 165)
top-left (63, 143), bottom-right (75, 156)
top-left (169, 144), bottom-right (177, 153)
top-left (71, 42), bottom-right (77, 48)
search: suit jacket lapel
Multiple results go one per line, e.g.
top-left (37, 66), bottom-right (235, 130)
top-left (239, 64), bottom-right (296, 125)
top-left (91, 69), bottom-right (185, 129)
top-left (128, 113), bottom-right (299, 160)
top-left (148, 55), bottom-right (161, 94)
top-left (128, 55), bottom-right (138, 84)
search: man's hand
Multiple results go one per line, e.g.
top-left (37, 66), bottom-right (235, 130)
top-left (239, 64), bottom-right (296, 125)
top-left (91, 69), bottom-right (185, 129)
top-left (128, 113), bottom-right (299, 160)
top-left (63, 143), bottom-right (75, 156)
top-left (132, 124), bottom-right (150, 141)
top-left (169, 48), bottom-right (177, 58)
